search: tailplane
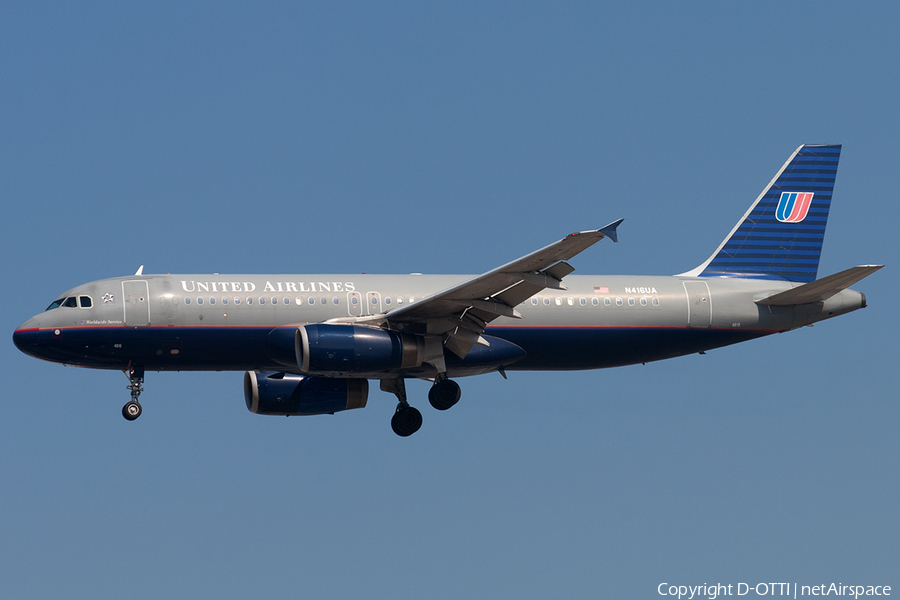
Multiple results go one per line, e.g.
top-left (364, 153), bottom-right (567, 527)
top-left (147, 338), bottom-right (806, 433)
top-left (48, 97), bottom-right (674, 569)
top-left (682, 144), bottom-right (841, 283)
top-left (755, 265), bottom-right (883, 306)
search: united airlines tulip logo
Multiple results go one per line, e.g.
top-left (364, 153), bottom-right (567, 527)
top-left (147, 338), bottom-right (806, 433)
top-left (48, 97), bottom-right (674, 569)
top-left (775, 191), bottom-right (814, 223)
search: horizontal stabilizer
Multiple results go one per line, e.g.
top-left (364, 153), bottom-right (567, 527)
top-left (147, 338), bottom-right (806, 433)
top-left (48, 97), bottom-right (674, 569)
top-left (756, 265), bottom-right (884, 306)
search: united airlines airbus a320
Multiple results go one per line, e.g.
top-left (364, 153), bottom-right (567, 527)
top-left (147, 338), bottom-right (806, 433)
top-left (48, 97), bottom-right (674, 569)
top-left (14, 145), bottom-right (882, 436)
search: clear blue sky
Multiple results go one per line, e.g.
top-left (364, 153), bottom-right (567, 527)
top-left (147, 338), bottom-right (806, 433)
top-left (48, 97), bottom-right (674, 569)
top-left (2, 2), bottom-right (897, 598)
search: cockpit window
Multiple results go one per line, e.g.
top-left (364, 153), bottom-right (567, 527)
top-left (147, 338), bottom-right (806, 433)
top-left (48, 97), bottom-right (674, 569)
top-left (45, 298), bottom-right (65, 311)
top-left (79, 296), bottom-right (92, 308)
top-left (63, 297), bottom-right (77, 308)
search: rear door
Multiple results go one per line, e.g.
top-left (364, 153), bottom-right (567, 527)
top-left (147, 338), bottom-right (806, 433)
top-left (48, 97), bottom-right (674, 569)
top-left (683, 281), bottom-right (711, 328)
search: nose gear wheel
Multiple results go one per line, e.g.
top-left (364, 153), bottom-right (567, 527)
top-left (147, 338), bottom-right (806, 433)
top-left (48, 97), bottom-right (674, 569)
top-left (122, 366), bottom-right (145, 421)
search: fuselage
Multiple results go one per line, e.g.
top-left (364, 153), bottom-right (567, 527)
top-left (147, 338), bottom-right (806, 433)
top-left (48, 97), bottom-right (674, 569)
top-left (13, 273), bottom-right (867, 377)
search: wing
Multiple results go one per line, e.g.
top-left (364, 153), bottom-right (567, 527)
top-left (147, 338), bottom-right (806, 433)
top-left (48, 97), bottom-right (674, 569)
top-left (383, 220), bottom-right (623, 364)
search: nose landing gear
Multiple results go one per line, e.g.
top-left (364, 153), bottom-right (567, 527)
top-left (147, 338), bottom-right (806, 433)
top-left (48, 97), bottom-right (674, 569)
top-left (122, 365), bottom-right (144, 421)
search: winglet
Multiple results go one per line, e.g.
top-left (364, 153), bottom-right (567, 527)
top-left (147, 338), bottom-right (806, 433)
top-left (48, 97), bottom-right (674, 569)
top-left (598, 219), bottom-right (624, 243)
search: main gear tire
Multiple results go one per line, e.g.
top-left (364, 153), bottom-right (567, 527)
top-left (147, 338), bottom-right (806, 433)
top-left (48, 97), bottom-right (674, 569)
top-left (391, 405), bottom-right (422, 437)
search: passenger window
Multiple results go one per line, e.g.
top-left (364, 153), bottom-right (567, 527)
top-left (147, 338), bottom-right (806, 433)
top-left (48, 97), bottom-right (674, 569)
top-left (234, 298), bottom-right (240, 305)
top-left (222, 297), bottom-right (228, 305)
top-left (295, 298), bottom-right (302, 306)
top-left (531, 298), bottom-right (538, 305)
top-left (322, 297), bottom-right (327, 305)
top-left (555, 298), bottom-right (562, 306)
top-left (271, 297), bottom-right (278, 305)
top-left (628, 298), bottom-right (635, 306)
top-left (579, 298), bottom-right (586, 306)
top-left (385, 297), bottom-right (391, 305)
top-left (307, 297), bottom-right (314, 305)
top-left (185, 297), bottom-right (191, 305)
top-left (615, 298), bottom-right (623, 306)
top-left (351, 297), bottom-right (358, 306)
top-left (333, 297), bottom-right (339, 305)
top-left (543, 297), bottom-right (550, 306)
top-left (197, 297), bottom-right (203, 305)
top-left (567, 298), bottom-right (574, 306)
top-left (604, 297), bottom-right (611, 306)
top-left (592, 297), bottom-right (599, 306)
top-left (397, 297), bottom-right (403, 305)
top-left (63, 297), bottom-right (77, 308)
top-left (640, 298), bottom-right (647, 306)
top-left (652, 298), bottom-right (659, 306)
top-left (79, 296), bottom-right (93, 308)
top-left (247, 297), bottom-right (253, 305)
top-left (210, 297), bottom-right (216, 305)
top-left (259, 297), bottom-right (266, 305)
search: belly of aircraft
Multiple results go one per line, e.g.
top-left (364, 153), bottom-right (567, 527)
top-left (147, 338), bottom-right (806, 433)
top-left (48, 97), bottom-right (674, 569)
top-left (18, 323), bottom-right (770, 373)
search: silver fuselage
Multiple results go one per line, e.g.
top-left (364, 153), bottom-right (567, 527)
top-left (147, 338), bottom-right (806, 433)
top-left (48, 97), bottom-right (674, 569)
top-left (13, 273), bottom-right (867, 377)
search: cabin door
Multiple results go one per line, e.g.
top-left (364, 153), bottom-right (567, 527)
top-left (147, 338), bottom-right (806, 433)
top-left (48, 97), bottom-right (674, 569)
top-left (683, 281), bottom-right (711, 328)
top-left (123, 280), bottom-right (151, 327)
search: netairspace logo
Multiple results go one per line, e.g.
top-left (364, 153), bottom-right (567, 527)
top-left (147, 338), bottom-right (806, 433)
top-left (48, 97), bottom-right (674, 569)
top-left (657, 582), bottom-right (891, 599)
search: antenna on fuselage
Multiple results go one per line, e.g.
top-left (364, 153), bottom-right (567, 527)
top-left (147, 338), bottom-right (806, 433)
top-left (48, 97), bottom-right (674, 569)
top-left (134, 265), bottom-right (144, 276)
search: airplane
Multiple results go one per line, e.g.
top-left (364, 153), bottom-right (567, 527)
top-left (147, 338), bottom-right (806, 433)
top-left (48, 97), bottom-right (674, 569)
top-left (13, 144), bottom-right (883, 436)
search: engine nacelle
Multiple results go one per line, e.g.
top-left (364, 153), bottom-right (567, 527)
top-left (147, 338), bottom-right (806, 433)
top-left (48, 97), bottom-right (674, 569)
top-left (244, 370), bottom-right (368, 416)
top-left (295, 324), bottom-right (424, 376)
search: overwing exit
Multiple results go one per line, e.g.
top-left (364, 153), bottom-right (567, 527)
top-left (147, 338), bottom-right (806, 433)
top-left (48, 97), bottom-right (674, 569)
top-left (13, 145), bottom-right (883, 436)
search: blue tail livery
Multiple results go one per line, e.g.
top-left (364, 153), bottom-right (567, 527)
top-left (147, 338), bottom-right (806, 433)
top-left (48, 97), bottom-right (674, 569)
top-left (683, 144), bottom-right (841, 282)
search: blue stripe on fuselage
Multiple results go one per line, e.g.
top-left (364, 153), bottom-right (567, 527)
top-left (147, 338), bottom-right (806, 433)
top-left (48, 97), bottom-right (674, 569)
top-left (13, 324), bottom-right (774, 373)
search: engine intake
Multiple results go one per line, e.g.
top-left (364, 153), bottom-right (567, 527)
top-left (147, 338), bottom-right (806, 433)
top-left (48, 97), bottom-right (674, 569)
top-left (244, 370), bottom-right (368, 416)
top-left (296, 324), bottom-right (424, 376)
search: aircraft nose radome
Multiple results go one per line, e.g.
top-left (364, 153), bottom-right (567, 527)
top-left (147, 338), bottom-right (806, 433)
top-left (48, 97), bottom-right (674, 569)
top-left (13, 318), bottom-right (39, 353)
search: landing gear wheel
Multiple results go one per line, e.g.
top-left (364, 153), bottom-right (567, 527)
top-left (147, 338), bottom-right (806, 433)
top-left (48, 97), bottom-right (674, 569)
top-left (122, 400), bottom-right (142, 421)
top-left (122, 365), bottom-right (145, 421)
top-left (428, 379), bottom-right (461, 411)
top-left (391, 405), bottom-right (422, 437)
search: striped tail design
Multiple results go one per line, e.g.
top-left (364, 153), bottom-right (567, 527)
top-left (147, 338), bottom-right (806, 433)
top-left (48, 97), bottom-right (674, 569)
top-left (688, 144), bottom-right (841, 283)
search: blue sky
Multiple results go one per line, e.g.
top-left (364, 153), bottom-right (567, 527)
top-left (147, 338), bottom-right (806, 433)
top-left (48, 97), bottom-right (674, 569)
top-left (2, 2), bottom-right (897, 598)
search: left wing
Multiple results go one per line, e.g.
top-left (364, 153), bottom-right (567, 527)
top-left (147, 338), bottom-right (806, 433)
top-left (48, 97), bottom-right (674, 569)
top-left (383, 220), bottom-right (623, 363)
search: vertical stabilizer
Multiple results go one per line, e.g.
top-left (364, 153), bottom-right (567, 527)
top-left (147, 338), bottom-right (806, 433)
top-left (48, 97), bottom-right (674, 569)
top-left (682, 145), bottom-right (841, 283)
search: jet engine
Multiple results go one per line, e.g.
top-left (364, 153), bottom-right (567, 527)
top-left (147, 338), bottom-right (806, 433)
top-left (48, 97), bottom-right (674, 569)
top-left (244, 370), bottom-right (368, 416)
top-left (295, 324), bottom-right (424, 376)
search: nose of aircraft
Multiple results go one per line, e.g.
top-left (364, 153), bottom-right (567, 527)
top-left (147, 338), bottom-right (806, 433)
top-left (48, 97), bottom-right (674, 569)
top-left (13, 317), bottom-right (40, 354)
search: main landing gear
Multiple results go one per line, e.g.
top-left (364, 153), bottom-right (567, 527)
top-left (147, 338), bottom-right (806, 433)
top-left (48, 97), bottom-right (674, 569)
top-left (122, 365), bottom-right (144, 421)
top-left (382, 376), bottom-right (462, 437)
top-left (428, 376), bottom-right (461, 411)
top-left (382, 379), bottom-right (421, 437)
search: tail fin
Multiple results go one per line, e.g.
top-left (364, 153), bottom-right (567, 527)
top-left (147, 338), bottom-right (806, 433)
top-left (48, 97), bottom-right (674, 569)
top-left (681, 144), bottom-right (841, 283)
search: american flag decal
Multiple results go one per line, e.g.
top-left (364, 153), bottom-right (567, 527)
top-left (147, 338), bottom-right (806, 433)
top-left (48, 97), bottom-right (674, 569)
top-left (593, 286), bottom-right (609, 294)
